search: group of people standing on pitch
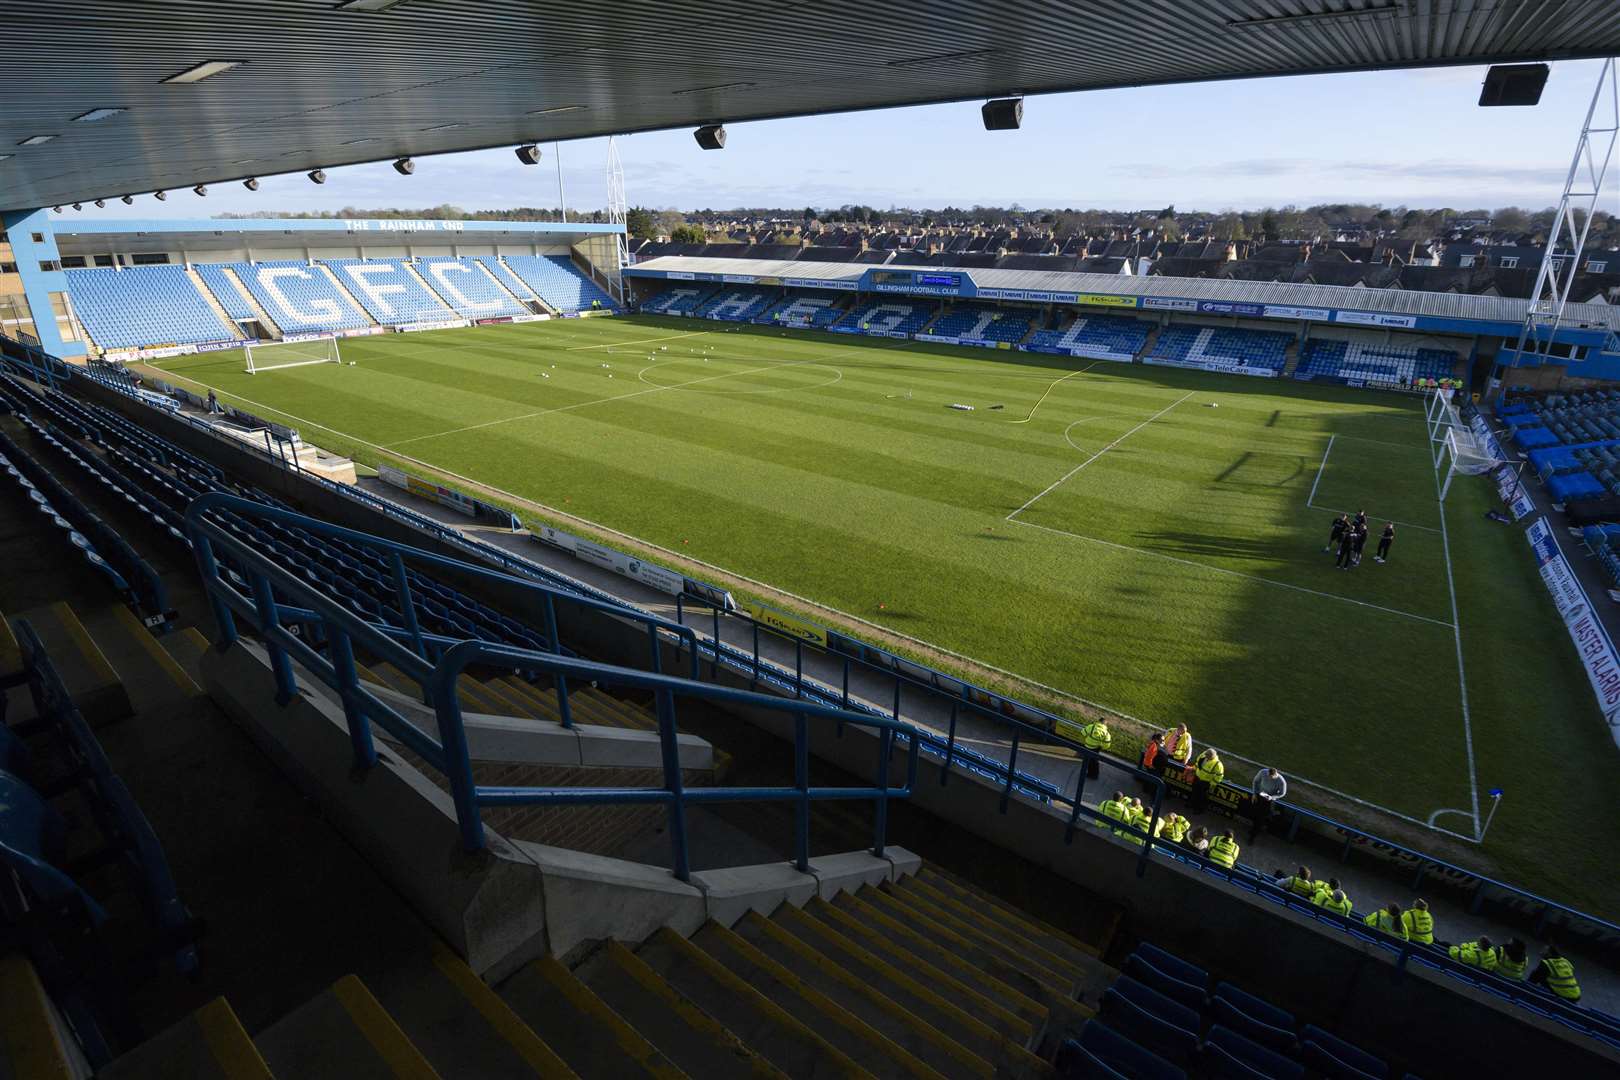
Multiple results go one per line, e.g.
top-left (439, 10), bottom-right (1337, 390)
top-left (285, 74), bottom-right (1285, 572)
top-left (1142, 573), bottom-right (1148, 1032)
top-left (1325, 510), bottom-right (1394, 569)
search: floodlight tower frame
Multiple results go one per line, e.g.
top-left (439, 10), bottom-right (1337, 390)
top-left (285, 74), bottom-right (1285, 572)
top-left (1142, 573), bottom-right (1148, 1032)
top-left (1501, 58), bottom-right (1619, 399)
top-left (605, 135), bottom-right (630, 303)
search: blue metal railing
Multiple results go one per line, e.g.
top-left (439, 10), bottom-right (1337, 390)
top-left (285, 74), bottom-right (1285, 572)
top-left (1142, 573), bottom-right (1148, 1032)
top-left (184, 493), bottom-right (918, 878)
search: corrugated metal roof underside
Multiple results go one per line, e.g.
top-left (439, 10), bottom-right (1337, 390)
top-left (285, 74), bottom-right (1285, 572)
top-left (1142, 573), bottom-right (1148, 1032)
top-left (3, 0), bottom-right (1619, 210)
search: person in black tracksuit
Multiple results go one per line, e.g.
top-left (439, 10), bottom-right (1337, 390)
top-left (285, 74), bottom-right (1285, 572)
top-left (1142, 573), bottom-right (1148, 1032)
top-left (1336, 525), bottom-right (1356, 569)
top-left (1376, 522), bottom-right (1395, 563)
top-left (1325, 514), bottom-right (1348, 554)
top-left (1351, 524), bottom-right (1369, 567)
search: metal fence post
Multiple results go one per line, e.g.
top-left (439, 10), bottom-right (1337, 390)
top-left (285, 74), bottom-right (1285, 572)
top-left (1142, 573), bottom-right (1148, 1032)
top-left (941, 699), bottom-right (959, 786)
top-left (656, 688), bottom-right (691, 882)
top-left (431, 657), bottom-right (485, 852)
top-left (1001, 732), bottom-right (1019, 813)
top-left (1065, 764), bottom-right (1090, 844)
top-left (249, 572), bottom-right (296, 705)
top-left (794, 713), bottom-right (811, 873)
top-left (873, 727), bottom-right (893, 858)
top-left (192, 534), bottom-right (238, 645)
top-left (556, 673), bottom-right (574, 729)
top-left (388, 553), bottom-right (425, 661)
top-left (327, 626), bottom-right (377, 769)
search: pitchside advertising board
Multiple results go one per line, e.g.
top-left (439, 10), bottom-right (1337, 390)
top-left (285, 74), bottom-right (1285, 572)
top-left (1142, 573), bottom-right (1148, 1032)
top-left (533, 524), bottom-right (730, 604)
top-left (1527, 518), bottom-right (1620, 737)
top-left (376, 464), bottom-right (519, 530)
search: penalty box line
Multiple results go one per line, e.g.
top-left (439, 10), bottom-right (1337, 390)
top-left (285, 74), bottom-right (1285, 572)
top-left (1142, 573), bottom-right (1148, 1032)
top-left (1305, 434), bottom-right (1440, 534)
top-left (1006, 390), bottom-right (1197, 520)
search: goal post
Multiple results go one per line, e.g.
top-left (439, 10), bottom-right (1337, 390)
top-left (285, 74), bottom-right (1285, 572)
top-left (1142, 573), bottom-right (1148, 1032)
top-left (1435, 423), bottom-right (1501, 501)
top-left (1425, 385), bottom-right (1461, 444)
top-left (244, 335), bottom-right (342, 374)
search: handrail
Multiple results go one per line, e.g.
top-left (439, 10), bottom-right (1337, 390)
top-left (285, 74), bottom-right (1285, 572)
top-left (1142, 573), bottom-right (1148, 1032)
top-left (184, 494), bottom-right (918, 878)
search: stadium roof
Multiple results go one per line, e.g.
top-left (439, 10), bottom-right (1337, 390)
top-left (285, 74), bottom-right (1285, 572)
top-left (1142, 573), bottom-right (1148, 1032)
top-left (625, 255), bottom-right (1620, 331)
top-left (4, 1), bottom-right (1620, 213)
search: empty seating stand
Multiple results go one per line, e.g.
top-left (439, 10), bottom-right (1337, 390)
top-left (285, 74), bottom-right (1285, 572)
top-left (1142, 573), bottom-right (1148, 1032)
top-left (1057, 942), bottom-right (1397, 1080)
top-left (1026, 315), bottom-right (1151, 361)
top-left (638, 286), bottom-right (715, 315)
top-left (694, 287), bottom-right (772, 321)
top-left (321, 258), bottom-right (456, 325)
top-left (927, 305), bottom-right (1033, 344)
top-left (64, 266), bottom-right (234, 350)
top-left (413, 256), bottom-right (527, 319)
top-left (1147, 326), bottom-right (1291, 376)
top-left (760, 294), bottom-right (846, 327)
top-left (830, 298), bottom-right (933, 337)
top-left (1297, 340), bottom-right (1457, 387)
top-left (219, 261), bottom-right (371, 334)
top-left (501, 254), bottom-right (617, 313)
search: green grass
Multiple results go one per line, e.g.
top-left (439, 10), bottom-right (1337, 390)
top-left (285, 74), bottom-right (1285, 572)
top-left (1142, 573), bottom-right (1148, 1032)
top-left (148, 315), bottom-right (1620, 915)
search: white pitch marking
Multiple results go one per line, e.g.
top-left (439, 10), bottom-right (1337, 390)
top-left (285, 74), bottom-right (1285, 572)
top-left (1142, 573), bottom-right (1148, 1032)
top-left (1001, 360), bottom-right (1105, 424)
top-left (1061, 417), bottom-right (1106, 453)
top-left (1304, 433), bottom-right (1441, 532)
top-left (1431, 448), bottom-right (1482, 836)
top-left (566, 330), bottom-right (712, 351)
top-left (1307, 434), bottom-right (1335, 508)
top-left (1007, 391), bottom-right (1195, 519)
top-left (1005, 515), bottom-right (1457, 629)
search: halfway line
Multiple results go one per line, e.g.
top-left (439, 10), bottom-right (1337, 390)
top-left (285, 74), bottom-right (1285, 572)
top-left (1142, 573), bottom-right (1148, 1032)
top-left (565, 330), bottom-right (712, 351)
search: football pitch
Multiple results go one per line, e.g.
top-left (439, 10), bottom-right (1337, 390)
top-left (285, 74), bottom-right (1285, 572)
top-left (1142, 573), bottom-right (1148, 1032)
top-left (147, 315), bottom-right (1619, 913)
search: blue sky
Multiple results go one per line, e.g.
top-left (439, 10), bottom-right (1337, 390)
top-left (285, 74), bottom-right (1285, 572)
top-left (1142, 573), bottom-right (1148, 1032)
top-left (64, 59), bottom-right (1606, 221)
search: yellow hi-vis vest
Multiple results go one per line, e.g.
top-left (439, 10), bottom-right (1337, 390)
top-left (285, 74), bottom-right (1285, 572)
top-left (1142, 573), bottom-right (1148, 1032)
top-left (1287, 876), bottom-right (1317, 899)
top-left (1497, 952), bottom-right (1529, 980)
top-left (1209, 835), bottom-right (1239, 868)
top-left (1450, 941), bottom-right (1497, 971)
top-left (1195, 755), bottom-right (1224, 785)
top-left (1364, 910), bottom-right (1408, 940)
top-left (1099, 799), bottom-right (1130, 835)
top-left (1313, 888), bottom-right (1353, 917)
top-left (1541, 957), bottom-right (1581, 1001)
top-left (1156, 816), bottom-right (1189, 844)
top-left (1402, 909), bottom-right (1434, 944)
top-left (1080, 721), bottom-right (1111, 752)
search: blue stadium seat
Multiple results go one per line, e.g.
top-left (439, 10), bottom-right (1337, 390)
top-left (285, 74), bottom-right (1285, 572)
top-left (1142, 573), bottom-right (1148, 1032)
top-left (695, 288), bottom-right (773, 322)
top-left (1135, 942), bottom-right (1210, 989)
top-left (1204, 1025), bottom-right (1305, 1080)
top-left (1056, 1039), bottom-right (1131, 1080)
top-left (414, 257), bottom-right (528, 318)
top-left (193, 263), bottom-right (259, 321)
top-left (501, 255), bottom-right (617, 313)
top-left (639, 286), bottom-right (715, 315)
top-left (221, 261), bottom-right (371, 333)
top-left (1100, 985), bottom-right (1200, 1066)
top-left (831, 299), bottom-right (933, 336)
top-left (1214, 982), bottom-right (1295, 1031)
top-left (1296, 339), bottom-right (1458, 387)
top-left (1211, 993), bottom-right (1297, 1053)
top-left (1067, 1019), bottom-right (1189, 1080)
top-left (760, 294), bottom-right (845, 327)
top-left (1301, 1025), bottom-right (1389, 1080)
top-left (1124, 953), bottom-right (1208, 1010)
top-left (322, 259), bottom-right (456, 325)
top-left (1026, 315), bottom-right (1150, 361)
top-left (1148, 326), bottom-right (1290, 374)
top-left (64, 266), bottom-right (235, 349)
top-left (928, 304), bottom-right (1033, 343)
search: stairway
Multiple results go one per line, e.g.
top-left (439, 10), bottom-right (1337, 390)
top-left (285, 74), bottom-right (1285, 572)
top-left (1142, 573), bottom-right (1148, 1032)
top-left (474, 259), bottom-right (534, 309)
top-left (1282, 339), bottom-right (1302, 378)
top-left (89, 860), bottom-right (1111, 1078)
top-left (186, 268), bottom-right (248, 341)
top-left (399, 263), bottom-right (460, 322)
top-left (1133, 325), bottom-right (1163, 363)
top-left (315, 264), bottom-right (381, 327)
top-left (356, 663), bottom-right (656, 731)
top-left (220, 267), bottom-right (286, 340)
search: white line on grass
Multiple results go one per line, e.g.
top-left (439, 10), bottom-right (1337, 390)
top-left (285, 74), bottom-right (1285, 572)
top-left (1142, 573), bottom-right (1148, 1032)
top-left (383, 353), bottom-right (841, 448)
top-left (1304, 434), bottom-right (1441, 533)
top-left (1307, 434), bottom-right (1335, 507)
top-left (565, 330), bottom-right (712, 351)
top-left (1006, 516), bottom-right (1456, 628)
top-left (1431, 447), bottom-right (1482, 837)
top-left (1061, 418), bottom-right (1105, 452)
top-left (1007, 391), bottom-right (1196, 519)
top-left (1002, 360), bottom-right (1105, 424)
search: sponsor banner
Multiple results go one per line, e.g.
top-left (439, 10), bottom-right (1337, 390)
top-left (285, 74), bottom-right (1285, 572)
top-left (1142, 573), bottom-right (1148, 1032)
top-left (1263, 305), bottom-right (1331, 321)
top-left (1492, 464), bottom-right (1533, 519)
top-left (873, 283), bottom-right (960, 296)
top-left (1020, 345), bottom-right (1133, 362)
top-left (282, 332), bottom-right (336, 344)
top-left (721, 274), bottom-right (756, 284)
top-left (913, 334), bottom-right (996, 348)
top-left (1334, 310), bottom-right (1417, 329)
top-left (377, 464), bottom-right (519, 529)
top-left (667, 271), bottom-right (696, 281)
top-left (1528, 518), bottom-right (1620, 733)
top-left (194, 338), bottom-right (253, 353)
top-left (476, 316), bottom-right (516, 326)
top-left (341, 326), bottom-right (388, 338)
top-left (742, 602), bottom-right (829, 648)
top-left (1076, 293), bottom-right (1139, 309)
top-left (510, 313), bottom-right (549, 323)
top-left (757, 276), bottom-right (783, 287)
top-left (683, 577), bottom-right (737, 611)
top-left (1142, 297), bottom-right (1199, 312)
top-left (396, 318), bottom-right (471, 333)
top-left (534, 526), bottom-right (689, 597)
top-left (784, 276), bottom-right (858, 291)
top-left (1143, 357), bottom-right (1277, 378)
top-left (1197, 300), bottom-right (1265, 317)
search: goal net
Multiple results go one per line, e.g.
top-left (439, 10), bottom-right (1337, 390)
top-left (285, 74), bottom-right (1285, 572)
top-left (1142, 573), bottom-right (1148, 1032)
top-left (244, 335), bottom-right (342, 374)
top-left (1431, 392), bottom-right (1501, 500)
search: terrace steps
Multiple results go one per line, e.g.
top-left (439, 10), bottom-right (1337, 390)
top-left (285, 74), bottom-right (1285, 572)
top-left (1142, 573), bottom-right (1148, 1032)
top-left (219, 266), bottom-right (286, 339)
top-left (186, 267), bottom-right (248, 341)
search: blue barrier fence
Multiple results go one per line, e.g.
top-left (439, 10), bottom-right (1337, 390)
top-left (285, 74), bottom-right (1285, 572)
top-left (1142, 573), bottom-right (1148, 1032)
top-left (183, 493), bottom-right (919, 878)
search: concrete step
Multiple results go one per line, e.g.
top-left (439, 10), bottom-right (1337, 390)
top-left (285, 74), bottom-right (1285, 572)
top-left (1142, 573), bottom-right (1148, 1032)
top-left (8, 601), bottom-right (132, 726)
top-left (474, 676), bottom-right (549, 721)
top-left (101, 998), bottom-right (272, 1079)
top-left (692, 918), bottom-right (938, 1080)
top-left (915, 864), bottom-right (1114, 968)
top-left (573, 939), bottom-right (787, 1080)
top-left (0, 952), bottom-right (78, 1079)
top-left (77, 602), bottom-right (201, 715)
top-left (803, 895), bottom-right (1038, 1048)
top-left (255, 976), bottom-right (439, 1079)
top-left (732, 908), bottom-right (1003, 1079)
top-left (498, 954), bottom-right (687, 1078)
top-left (887, 876), bottom-right (1081, 987)
top-left (635, 926), bottom-right (870, 1079)
top-left (362, 945), bottom-right (576, 1079)
top-left (161, 626), bottom-right (213, 689)
top-left (866, 883), bottom-right (1093, 1048)
top-left (768, 902), bottom-right (1050, 1078)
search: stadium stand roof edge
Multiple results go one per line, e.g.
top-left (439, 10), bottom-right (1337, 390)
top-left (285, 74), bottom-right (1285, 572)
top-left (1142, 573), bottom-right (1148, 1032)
top-left (626, 255), bottom-right (1620, 330)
